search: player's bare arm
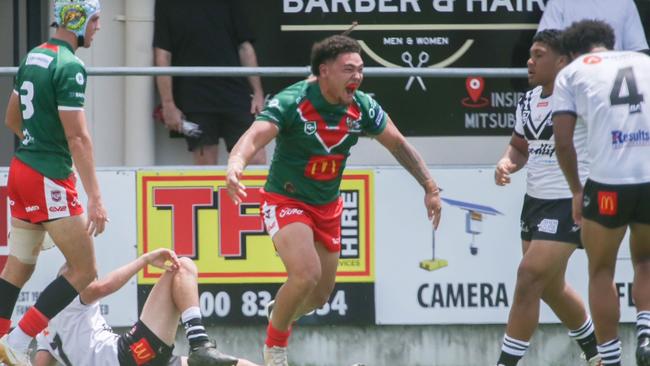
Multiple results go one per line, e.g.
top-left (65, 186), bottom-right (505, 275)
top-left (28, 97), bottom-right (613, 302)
top-left (59, 110), bottom-right (108, 236)
top-left (226, 121), bottom-right (278, 204)
top-left (4, 92), bottom-right (24, 140)
top-left (376, 117), bottom-right (442, 228)
top-left (154, 47), bottom-right (182, 132)
top-left (552, 112), bottom-right (583, 224)
top-left (80, 249), bottom-right (180, 305)
top-left (495, 133), bottom-right (529, 186)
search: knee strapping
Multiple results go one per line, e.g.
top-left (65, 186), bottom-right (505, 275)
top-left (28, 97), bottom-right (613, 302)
top-left (8, 227), bottom-right (46, 264)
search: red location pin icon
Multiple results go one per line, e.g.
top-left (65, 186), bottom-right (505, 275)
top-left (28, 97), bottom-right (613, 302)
top-left (466, 77), bottom-right (484, 103)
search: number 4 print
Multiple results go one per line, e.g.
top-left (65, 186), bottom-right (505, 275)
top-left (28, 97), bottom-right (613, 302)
top-left (609, 67), bottom-right (644, 114)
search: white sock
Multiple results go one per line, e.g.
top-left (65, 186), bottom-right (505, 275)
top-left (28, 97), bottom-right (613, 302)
top-left (7, 327), bottom-right (32, 353)
top-left (181, 306), bottom-right (202, 324)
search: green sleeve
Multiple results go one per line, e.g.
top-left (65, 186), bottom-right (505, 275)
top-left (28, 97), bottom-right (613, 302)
top-left (357, 92), bottom-right (388, 136)
top-left (255, 86), bottom-right (299, 131)
top-left (54, 61), bottom-right (87, 109)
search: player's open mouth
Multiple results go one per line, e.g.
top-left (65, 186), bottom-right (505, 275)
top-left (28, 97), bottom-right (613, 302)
top-left (345, 83), bottom-right (359, 96)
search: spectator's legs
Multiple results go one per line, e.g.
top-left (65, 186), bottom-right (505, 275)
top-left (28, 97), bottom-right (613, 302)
top-left (193, 145), bottom-right (219, 165)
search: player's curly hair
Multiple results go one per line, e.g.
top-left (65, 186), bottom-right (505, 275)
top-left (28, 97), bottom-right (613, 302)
top-left (562, 20), bottom-right (615, 56)
top-left (310, 35), bottom-right (361, 76)
top-left (532, 29), bottom-right (566, 55)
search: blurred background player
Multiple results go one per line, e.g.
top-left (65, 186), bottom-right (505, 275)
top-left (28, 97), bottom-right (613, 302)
top-left (0, 1), bottom-right (109, 365)
top-left (225, 35), bottom-right (442, 366)
top-left (494, 30), bottom-right (600, 366)
top-left (537, 0), bottom-right (648, 54)
top-left (553, 20), bottom-right (650, 366)
top-left (33, 249), bottom-right (249, 366)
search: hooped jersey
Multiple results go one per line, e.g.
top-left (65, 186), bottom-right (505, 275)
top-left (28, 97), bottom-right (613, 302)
top-left (514, 86), bottom-right (588, 199)
top-left (13, 38), bottom-right (87, 179)
top-left (36, 297), bottom-right (120, 366)
top-left (256, 80), bottom-right (388, 205)
top-left (553, 51), bottom-right (650, 185)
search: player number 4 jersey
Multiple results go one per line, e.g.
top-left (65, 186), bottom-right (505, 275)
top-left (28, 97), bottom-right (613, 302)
top-left (256, 80), bottom-right (388, 205)
top-left (514, 86), bottom-right (588, 199)
top-left (553, 51), bottom-right (650, 185)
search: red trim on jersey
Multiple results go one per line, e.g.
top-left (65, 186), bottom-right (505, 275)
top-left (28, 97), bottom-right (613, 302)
top-left (298, 100), bottom-right (361, 151)
top-left (39, 43), bottom-right (59, 53)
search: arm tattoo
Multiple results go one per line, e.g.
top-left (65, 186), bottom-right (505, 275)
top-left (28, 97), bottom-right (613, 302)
top-left (390, 140), bottom-right (432, 188)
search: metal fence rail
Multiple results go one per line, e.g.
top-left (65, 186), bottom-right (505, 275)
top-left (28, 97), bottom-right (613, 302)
top-left (0, 66), bottom-right (528, 78)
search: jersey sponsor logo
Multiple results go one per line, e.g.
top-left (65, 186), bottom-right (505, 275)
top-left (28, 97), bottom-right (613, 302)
top-left (278, 207), bottom-right (305, 218)
top-left (536, 101), bottom-right (548, 108)
top-left (305, 154), bottom-right (345, 181)
top-left (583, 55), bottom-right (602, 65)
top-left (49, 206), bottom-right (68, 213)
top-left (598, 191), bottom-right (618, 216)
top-left (26, 205), bottom-right (40, 213)
top-left (611, 129), bottom-right (650, 149)
top-left (583, 195), bottom-right (591, 208)
top-left (527, 142), bottom-right (555, 158)
top-left (26, 53), bottom-right (54, 69)
top-left (75, 72), bottom-right (84, 85)
top-left (129, 338), bottom-right (156, 365)
top-left (304, 121), bottom-right (317, 135)
top-left (537, 218), bottom-right (558, 234)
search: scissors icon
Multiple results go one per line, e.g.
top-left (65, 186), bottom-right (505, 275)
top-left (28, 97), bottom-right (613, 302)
top-left (402, 51), bottom-right (430, 91)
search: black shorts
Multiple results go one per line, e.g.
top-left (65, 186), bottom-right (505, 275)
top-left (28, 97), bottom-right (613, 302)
top-left (117, 320), bottom-right (175, 366)
top-left (582, 179), bottom-right (650, 228)
top-left (184, 111), bottom-right (254, 152)
top-left (520, 194), bottom-right (582, 246)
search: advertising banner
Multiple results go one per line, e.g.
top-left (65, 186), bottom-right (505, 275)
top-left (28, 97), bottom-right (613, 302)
top-left (0, 169), bottom-right (138, 326)
top-left (247, 0), bottom-right (546, 136)
top-left (136, 169), bottom-right (375, 325)
top-left (374, 167), bottom-right (636, 324)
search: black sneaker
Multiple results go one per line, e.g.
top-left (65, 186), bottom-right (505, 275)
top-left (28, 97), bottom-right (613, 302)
top-left (188, 341), bottom-right (238, 366)
top-left (637, 336), bottom-right (650, 366)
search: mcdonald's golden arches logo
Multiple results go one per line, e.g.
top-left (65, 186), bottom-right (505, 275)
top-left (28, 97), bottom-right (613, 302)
top-left (598, 191), bottom-right (618, 216)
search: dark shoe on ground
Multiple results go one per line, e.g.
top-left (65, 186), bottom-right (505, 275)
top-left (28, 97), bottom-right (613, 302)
top-left (188, 341), bottom-right (238, 366)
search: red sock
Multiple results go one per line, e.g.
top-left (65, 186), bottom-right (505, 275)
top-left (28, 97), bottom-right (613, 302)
top-left (18, 307), bottom-right (49, 337)
top-left (265, 321), bottom-right (292, 348)
top-left (0, 317), bottom-right (10, 336)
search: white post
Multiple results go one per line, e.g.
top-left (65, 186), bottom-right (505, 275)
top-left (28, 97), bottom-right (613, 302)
top-left (123, 0), bottom-right (155, 166)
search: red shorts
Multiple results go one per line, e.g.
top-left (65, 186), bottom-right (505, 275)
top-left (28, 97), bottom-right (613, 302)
top-left (260, 190), bottom-right (343, 253)
top-left (7, 158), bottom-right (83, 224)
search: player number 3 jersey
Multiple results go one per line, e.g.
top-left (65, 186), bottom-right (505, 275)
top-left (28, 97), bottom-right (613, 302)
top-left (256, 80), bottom-right (388, 205)
top-left (13, 38), bottom-right (87, 179)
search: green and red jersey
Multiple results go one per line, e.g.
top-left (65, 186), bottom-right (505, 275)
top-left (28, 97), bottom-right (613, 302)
top-left (256, 80), bottom-right (388, 205)
top-left (13, 38), bottom-right (87, 179)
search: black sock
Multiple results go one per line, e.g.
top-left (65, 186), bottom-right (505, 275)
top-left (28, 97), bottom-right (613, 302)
top-left (0, 278), bottom-right (21, 319)
top-left (568, 317), bottom-right (599, 360)
top-left (34, 276), bottom-right (78, 319)
top-left (497, 335), bottom-right (529, 366)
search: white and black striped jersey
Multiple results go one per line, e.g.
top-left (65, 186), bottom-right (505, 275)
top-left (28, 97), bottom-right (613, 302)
top-left (514, 86), bottom-right (589, 199)
top-left (36, 296), bottom-right (120, 366)
top-left (554, 51), bottom-right (650, 185)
